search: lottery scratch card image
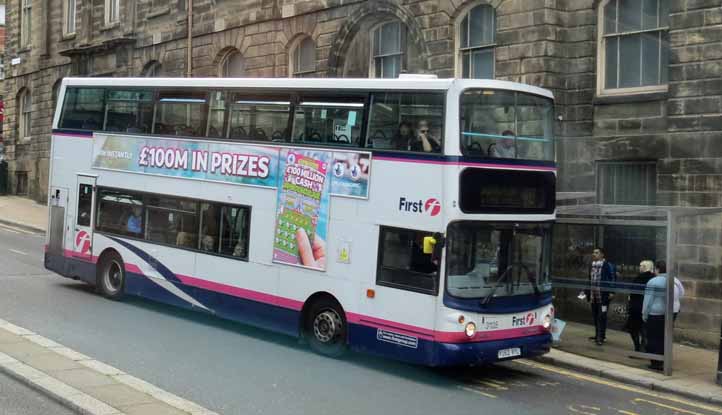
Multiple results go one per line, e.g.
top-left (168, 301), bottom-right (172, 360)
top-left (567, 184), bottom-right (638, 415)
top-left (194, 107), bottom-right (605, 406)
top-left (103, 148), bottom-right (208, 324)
top-left (273, 150), bottom-right (330, 270)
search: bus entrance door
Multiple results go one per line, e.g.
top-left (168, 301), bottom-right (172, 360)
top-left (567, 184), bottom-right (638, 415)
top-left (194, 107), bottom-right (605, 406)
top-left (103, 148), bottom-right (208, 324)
top-left (72, 175), bottom-right (97, 261)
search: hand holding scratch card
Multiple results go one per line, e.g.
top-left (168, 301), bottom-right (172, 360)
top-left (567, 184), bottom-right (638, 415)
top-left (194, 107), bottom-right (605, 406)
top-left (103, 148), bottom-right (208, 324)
top-left (273, 150), bottom-right (329, 270)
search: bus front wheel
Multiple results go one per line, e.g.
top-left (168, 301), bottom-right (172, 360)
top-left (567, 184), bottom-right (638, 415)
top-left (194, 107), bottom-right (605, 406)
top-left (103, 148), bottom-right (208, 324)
top-left (304, 297), bottom-right (347, 357)
top-left (97, 251), bottom-right (126, 301)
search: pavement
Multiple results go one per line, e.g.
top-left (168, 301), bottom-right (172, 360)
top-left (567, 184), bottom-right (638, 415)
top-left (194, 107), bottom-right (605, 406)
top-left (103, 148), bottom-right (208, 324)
top-left (0, 371), bottom-right (76, 415)
top-left (0, 196), bottom-right (47, 233)
top-left (0, 194), bottom-right (720, 414)
top-left (0, 319), bottom-right (218, 415)
top-left (544, 320), bottom-right (722, 404)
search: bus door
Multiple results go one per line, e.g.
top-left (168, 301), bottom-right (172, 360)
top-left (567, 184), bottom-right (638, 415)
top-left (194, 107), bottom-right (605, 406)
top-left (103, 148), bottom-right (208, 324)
top-left (72, 175), bottom-right (97, 261)
top-left (358, 227), bottom-right (439, 358)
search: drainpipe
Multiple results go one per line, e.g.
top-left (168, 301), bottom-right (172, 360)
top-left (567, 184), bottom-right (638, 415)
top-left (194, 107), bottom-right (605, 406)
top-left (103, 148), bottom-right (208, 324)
top-left (187, 0), bottom-right (193, 77)
top-left (717, 319), bottom-right (721, 385)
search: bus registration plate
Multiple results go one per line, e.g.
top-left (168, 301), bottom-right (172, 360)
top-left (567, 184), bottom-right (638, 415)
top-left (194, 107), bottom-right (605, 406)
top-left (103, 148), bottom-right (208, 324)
top-left (497, 347), bottom-right (521, 359)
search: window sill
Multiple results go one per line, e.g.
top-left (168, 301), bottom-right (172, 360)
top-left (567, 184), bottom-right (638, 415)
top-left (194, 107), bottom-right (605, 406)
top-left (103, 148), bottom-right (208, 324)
top-left (100, 22), bottom-right (120, 32)
top-left (147, 6), bottom-right (170, 19)
top-left (62, 33), bottom-right (77, 41)
top-left (593, 91), bottom-right (668, 105)
top-left (18, 47), bottom-right (31, 53)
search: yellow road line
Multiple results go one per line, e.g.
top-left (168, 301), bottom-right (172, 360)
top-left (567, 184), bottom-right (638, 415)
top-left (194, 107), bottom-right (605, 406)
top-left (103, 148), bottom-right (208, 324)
top-left (617, 410), bottom-right (639, 415)
top-left (460, 386), bottom-right (497, 399)
top-left (567, 404), bottom-right (599, 415)
top-left (515, 359), bottom-right (722, 414)
top-left (633, 398), bottom-right (706, 415)
top-left (473, 379), bottom-right (508, 390)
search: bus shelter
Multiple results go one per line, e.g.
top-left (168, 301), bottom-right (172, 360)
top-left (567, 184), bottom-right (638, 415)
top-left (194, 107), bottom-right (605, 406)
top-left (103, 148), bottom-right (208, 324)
top-left (552, 203), bottom-right (722, 378)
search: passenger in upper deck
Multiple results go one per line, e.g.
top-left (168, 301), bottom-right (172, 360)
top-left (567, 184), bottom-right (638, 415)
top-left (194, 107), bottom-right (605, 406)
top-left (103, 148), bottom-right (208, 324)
top-left (490, 130), bottom-right (516, 158)
top-left (409, 119), bottom-right (441, 153)
top-left (393, 122), bottom-right (415, 151)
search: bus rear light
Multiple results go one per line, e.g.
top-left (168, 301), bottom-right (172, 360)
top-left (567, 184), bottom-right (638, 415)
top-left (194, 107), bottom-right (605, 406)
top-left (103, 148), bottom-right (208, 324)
top-left (458, 315), bottom-right (465, 324)
top-left (465, 322), bottom-right (476, 338)
top-left (366, 289), bottom-right (375, 299)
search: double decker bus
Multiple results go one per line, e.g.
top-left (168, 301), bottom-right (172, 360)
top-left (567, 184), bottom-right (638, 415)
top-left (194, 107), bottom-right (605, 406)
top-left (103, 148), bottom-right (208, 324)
top-left (45, 76), bottom-right (556, 366)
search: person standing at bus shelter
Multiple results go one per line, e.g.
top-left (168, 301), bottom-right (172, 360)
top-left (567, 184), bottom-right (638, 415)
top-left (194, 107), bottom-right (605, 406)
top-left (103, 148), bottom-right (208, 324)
top-left (585, 248), bottom-right (616, 346)
top-left (643, 260), bottom-right (684, 371)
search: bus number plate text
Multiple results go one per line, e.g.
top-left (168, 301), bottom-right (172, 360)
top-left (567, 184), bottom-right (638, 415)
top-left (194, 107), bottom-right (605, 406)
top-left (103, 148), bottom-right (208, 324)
top-left (497, 347), bottom-right (521, 359)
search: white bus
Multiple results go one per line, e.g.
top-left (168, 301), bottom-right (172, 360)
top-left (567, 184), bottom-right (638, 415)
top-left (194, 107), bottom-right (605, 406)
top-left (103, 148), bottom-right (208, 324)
top-left (45, 76), bottom-right (556, 365)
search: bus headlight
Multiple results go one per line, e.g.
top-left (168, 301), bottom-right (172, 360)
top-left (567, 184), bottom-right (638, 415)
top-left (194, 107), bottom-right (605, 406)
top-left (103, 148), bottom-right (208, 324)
top-left (543, 315), bottom-right (552, 330)
top-left (465, 322), bottom-right (476, 338)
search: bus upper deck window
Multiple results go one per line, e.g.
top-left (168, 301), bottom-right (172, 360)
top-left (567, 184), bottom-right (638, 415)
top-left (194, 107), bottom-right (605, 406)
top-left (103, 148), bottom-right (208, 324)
top-left (154, 90), bottom-right (209, 138)
top-left (59, 88), bottom-right (106, 130)
top-left (366, 92), bottom-right (444, 153)
top-left (292, 98), bottom-right (365, 147)
top-left (460, 89), bottom-right (553, 161)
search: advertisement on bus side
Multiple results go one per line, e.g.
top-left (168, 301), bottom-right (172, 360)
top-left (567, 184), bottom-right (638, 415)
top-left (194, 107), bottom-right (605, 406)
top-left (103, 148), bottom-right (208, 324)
top-left (90, 133), bottom-right (371, 199)
top-left (272, 149), bottom-right (331, 271)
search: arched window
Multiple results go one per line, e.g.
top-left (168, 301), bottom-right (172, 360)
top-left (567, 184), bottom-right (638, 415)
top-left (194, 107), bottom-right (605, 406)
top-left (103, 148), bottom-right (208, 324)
top-left (290, 36), bottom-right (315, 77)
top-left (598, 0), bottom-right (669, 95)
top-left (142, 61), bottom-right (163, 77)
top-left (371, 21), bottom-right (406, 78)
top-left (17, 89), bottom-right (32, 140)
top-left (220, 50), bottom-right (244, 77)
top-left (457, 4), bottom-right (496, 79)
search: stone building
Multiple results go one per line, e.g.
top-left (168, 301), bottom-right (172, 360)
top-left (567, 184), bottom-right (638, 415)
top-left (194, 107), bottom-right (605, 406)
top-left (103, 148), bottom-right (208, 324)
top-left (2, 0), bottom-right (721, 344)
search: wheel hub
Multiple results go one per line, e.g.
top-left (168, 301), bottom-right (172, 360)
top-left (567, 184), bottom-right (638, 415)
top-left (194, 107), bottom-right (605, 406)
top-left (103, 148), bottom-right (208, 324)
top-left (107, 262), bottom-right (122, 291)
top-left (313, 310), bottom-right (342, 343)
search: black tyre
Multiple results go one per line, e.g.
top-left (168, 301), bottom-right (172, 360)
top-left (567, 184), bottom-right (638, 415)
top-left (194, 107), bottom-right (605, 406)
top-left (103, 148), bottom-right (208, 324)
top-left (304, 297), bottom-right (348, 357)
top-left (97, 252), bottom-right (125, 300)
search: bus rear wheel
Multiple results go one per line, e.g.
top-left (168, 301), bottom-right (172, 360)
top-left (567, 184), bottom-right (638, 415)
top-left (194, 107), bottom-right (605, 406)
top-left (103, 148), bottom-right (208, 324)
top-left (304, 298), bottom-right (347, 357)
top-left (97, 252), bottom-right (125, 300)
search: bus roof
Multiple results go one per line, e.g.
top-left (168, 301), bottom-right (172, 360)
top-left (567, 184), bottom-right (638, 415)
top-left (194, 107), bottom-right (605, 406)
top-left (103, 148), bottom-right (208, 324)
top-left (60, 77), bottom-right (554, 100)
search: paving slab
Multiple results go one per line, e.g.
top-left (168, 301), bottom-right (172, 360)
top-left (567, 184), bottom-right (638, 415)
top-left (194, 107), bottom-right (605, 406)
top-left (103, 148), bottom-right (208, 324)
top-left (121, 402), bottom-right (189, 415)
top-left (84, 384), bottom-right (156, 408)
top-left (23, 352), bottom-right (84, 372)
top-left (50, 368), bottom-right (118, 390)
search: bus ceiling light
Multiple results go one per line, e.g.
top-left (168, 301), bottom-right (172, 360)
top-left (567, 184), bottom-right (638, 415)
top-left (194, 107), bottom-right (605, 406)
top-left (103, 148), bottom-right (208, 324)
top-left (543, 314), bottom-right (552, 330)
top-left (398, 74), bottom-right (438, 80)
top-left (465, 322), bottom-right (476, 338)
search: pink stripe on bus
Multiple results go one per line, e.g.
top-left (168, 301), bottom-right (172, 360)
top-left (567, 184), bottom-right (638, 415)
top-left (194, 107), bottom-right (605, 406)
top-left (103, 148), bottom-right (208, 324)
top-left (176, 274), bottom-right (304, 311)
top-left (373, 156), bottom-right (557, 171)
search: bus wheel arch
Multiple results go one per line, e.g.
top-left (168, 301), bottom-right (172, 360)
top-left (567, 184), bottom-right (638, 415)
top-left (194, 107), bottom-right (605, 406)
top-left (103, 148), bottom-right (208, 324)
top-left (300, 292), bottom-right (348, 357)
top-left (96, 249), bottom-right (126, 301)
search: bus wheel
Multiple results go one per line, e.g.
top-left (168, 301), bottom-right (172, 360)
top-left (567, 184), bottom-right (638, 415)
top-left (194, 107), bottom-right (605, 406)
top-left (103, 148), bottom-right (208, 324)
top-left (305, 298), bottom-right (347, 357)
top-left (98, 252), bottom-right (125, 300)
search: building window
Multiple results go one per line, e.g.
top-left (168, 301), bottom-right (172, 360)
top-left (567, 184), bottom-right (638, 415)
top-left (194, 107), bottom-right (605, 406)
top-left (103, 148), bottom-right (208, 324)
top-left (597, 161), bottom-right (657, 205)
top-left (458, 4), bottom-right (496, 79)
top-left (0, 56), bottom-right (4, 80)
top-left (290, 37), bottom-right (315, 77)
top-left (105, 0), bottom-right (120, 25)
top-left (20, 0), bottom-right (32, 48)
top-left (64, 0), bottom-right (76, 35)
top-left (220, 50), bottom-right (244, 77)
top-left (142, 61), bottom-right (163, 77)
top-left (17, 89), bottom-right (32, 140)
top-left (598, 0), bottom-right (669, 95)
top-left (371, 21), bottom-right (406, 78)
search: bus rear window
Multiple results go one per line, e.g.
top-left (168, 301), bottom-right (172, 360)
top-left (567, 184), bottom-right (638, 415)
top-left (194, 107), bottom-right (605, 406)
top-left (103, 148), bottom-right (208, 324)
top-left (59, 88), bottom-right (106, 130)
top-left (459, 168), bottom-right (555, 214)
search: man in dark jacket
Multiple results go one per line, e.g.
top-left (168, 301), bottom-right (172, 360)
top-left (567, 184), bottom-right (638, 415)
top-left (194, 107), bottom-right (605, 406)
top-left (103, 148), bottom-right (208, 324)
top-left (586, 248), bottom-right (616, 346)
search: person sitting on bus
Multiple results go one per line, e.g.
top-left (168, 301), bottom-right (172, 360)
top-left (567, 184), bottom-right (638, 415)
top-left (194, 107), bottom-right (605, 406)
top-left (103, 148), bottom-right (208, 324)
top-left (490, 130), bottom-right (516, 158)
top-left (409, 120), bottom-right (441, 153)
top-left (126, 206), bottom-right (143, 235)
top-left (393, 121), bottom-right (414, 151)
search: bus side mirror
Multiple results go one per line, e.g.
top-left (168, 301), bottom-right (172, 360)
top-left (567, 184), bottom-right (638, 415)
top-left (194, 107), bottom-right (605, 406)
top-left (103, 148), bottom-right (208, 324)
top-left (423, 236), bottom-right (436, 254)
